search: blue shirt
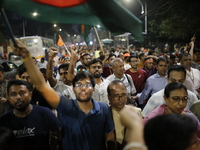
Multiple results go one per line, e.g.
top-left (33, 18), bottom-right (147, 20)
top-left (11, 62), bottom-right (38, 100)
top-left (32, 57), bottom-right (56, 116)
top-left (57, 96), bottom-right (114, 150)
top-left (139, 73), bottom-right (168, 104)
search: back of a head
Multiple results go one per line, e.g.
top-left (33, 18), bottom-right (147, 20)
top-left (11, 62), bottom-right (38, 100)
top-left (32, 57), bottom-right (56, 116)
top-left (144, 114), bottom-right (197, 150)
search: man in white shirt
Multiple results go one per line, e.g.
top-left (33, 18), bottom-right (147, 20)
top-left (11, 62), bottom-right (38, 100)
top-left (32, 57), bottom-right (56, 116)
top-left (88, 58), bottom-right (110, 105)
top-left (37, 57), bottom-right (48, 69)
top-left (142, 65), bottom-right (198, 117)
top-left (180, 53), bottom-right (200, 98)
top-left (107, 58), bottom-right (137, 104)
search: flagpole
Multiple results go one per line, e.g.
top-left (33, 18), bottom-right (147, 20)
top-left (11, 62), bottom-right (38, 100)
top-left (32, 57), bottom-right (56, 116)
top-left (0, 8), bottom-right (18, 48)
top-left (63, 44), bottom-right (71, 57)
top-left (93, 27), bottom-right (103, 50)
top-left (57, 35), bottom-right (71, 56)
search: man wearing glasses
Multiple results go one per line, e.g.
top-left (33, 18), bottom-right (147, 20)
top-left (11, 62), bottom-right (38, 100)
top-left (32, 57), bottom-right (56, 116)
top-left (76, 53), bottom-right (92, 70)
top-left (107, 80), bottom-right (142, 149)
top-left (13, 40), bottom-right (114, 150)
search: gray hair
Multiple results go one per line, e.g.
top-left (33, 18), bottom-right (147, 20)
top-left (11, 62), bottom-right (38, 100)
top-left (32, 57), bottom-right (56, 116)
top-left (112, 58), bottom-right (123, 67)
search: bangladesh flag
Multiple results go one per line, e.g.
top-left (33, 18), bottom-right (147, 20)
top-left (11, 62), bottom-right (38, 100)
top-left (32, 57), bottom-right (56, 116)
top-left (1, 0), bottom-right (143, 42)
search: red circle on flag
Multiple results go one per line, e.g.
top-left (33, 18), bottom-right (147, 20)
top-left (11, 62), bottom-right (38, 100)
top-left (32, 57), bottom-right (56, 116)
top-left (32, 0), bottom-right (92, 8)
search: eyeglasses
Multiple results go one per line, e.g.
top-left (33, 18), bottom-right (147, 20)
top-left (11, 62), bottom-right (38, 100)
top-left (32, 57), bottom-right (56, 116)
top-left (130, 60), bottom-right (138, 63)
top-left (84, 58), bottom-right (91, 61)
top-left (59, 72), bottom-right (68, 76)
top-left (112, 93), bottom-right (128, 101)
top-left (170, 96), bottom-right (189, 103)
top-left (75, 83), bottom-right (92, 89)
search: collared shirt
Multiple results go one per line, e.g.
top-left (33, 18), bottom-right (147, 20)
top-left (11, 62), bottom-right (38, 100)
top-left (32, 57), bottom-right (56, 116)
top-left (142, 66), bottom-right (157, 78)
top-left (106, 74), bottom-right (136, 95)
top-left (53, 80), bottom-right (75, 99)
top-left (56, 96), bottom-right (114, 150)
top-left (142, 89), bottom-right (198, 117)
top-left (185, 68), bottom-right (200, 96)
top-left (92, 78), bottom-right (110, 105)
top-left (139, 73), bottom-right (168, 104)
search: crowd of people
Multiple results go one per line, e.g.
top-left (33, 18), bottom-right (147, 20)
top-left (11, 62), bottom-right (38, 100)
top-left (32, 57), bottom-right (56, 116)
top-left (0, 36), bottom-right (200, 150)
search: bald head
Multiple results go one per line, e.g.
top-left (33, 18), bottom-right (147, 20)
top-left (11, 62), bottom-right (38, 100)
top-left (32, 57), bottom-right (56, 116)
top-left (107, 80), bottom-right (126, 95)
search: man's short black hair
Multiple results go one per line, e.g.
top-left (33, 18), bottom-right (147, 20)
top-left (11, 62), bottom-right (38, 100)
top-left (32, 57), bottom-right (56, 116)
top-left (7, 80), bottom-right (32, 94)
top-left (80, 53), bottom-right (90, 59)
top-left (108, 54), bottom-right (116, 60)
top-left (72, 72), bottom-right (95, 88)
top-left (167, 65), bottom-right (186, 78)
top-left (179, 53), bottom-right (191, 61)
top-left (156, 56), bottom-right (168, 65)
top-left (89, 58), bottom-right (102, 67)
top-left (139, 53), bottom-right (145, 60)
top-left (128, 55), bottom-right (138, 62)
top-left (58, 63), bottom-right (69, 71)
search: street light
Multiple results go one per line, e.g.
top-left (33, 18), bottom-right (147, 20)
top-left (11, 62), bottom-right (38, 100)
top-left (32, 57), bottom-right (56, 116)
top-left (45, 24), bottom-right (57, 37)
top-left (137, 0), bottom-right (144, 14)
top-left (137, 0), bottom-right (147, 34)
top-left (97, 25), bottom-right (101, 28)
top-left (32, 12), bottom-right (38, 16)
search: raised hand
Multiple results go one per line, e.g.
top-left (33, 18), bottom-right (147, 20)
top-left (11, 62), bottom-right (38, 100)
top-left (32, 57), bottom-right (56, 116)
top-left (49, 47), bottom-right (59, 58)
top-left (12, 39), bottom-right (31, 59)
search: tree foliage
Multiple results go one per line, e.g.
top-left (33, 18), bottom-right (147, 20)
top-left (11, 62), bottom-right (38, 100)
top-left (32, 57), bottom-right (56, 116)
top-left (147, 0), bottom-right (200, 40)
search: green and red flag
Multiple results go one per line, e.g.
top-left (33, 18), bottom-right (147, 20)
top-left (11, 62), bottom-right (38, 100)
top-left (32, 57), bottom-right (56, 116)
top-left (32, 0), bottom-right (92, 8)
top-left (1, 0), bottom-right (143, 42)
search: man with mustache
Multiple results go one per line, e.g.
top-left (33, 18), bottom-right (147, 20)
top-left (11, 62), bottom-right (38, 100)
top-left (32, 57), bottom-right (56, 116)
top-left (0, 80), bottom-right (60, 150)
top-left (88, 58), bottom-right (110, 105)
